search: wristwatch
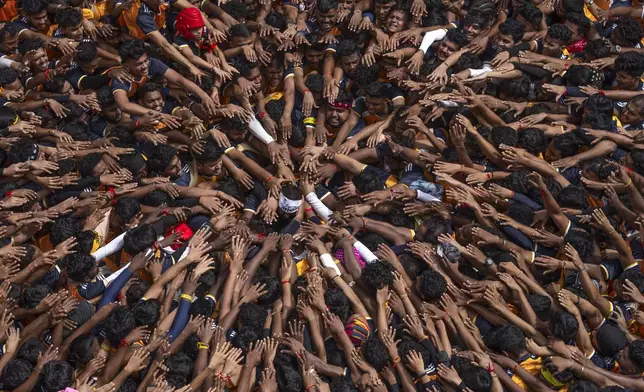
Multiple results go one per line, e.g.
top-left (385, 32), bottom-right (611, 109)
top-left (484, 257), bottom-right (494, 267)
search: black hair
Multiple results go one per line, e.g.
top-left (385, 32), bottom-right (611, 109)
top-left (97, 85), bottom-right (116, 106)
top-left (360, 260), bottom-right (394, 290)
top-left (527, 294), bottom-right (552, 321)
top-left (518, 2), bottom-right (543, 27)
top-left (148, 144), bottom-right (177, 173)
top-left (417, 268), bottom-right (447, 301)
top-left (325, 287), bottom-right (351, 322)
top-left (564, 228), bottom-right (594, 260)
top-left (630, 149), bottom-right (644, 175)
top-left (551, 132), bottom-right (582, 158)
top-left (519, 127), bottom-right (548, 155)
top-left (21, 0), bottom-right (46, 14)
top-left (584, 39), bottom-right (612, 60)
top-left (619, 268), bottom-right (644, 294)
top-left (39, 361), bottom-right (74, 392)
top-left (500, 75), bottom-right (531, 101)
top-left (561, 0), bottom-right (584, 12)
top-left (126, 280), bottom-right (149, 306)
top-left (222, 0), bottom-right (248, 20)
top-left (490, 126), bottom-right (518, 147)
top-left (507, 202), bottom-right (534, 226)
top-left (21, 284), bottom-right (51, 309)
top-left (626, 340), bottom-right (644, 371)
top-left (55, 7), bottom-right (82, 27)
top-left (565, 65), bottom-right (594, 87)
top-left (255, 276), bottom-right (280, 305)
top-left (352, 166), bottom-right (385, 194)
top-left (615, 18), bottom-right (644, 47)
top-left (483, 324), bottom-right (526, 356)
top-left (362, 338), bottom-right (390, 370)
top-left (60, 253), bottom-right (96, 282)
top-left (0, 23), bottom-right (19, 41)
top-left (78, 153), bottom-right (103, 177)
top-left (542, 356), bottom-right (575, 385)
top-left (569, 380), bottom-right (600, 392)
top-left (453, 52), bottom-right (483, 73)
top-left (141, 190), bottom-right (172, 207)
top-left (498, 18), bottom-right (525, 43)
top-left (276, 365), bottom-right (303, 392)
top-left (265, 99), bottom-right (286, 123)
top-left (119, 39), bottom-right (147, 62)
top-left (131, 299), bottom-right (161, 326)
top-left (557, 185), bottom-right (588, 210)
top-left (238, 303), bottom-right (267, 330)
top-left (445, 28), bottom-right (469, 48)
top-left (585, 94), bottom-right (614, 116)
top-left (118, 377), bottom-right (138, 392)
top-left (0, 106), bottom-right (16, 128)
top-left (566, 12), bottom-right (590, 35)
top-left (189, 297), bottom-right (215, 318)
top-left (114, 197), bottom-right (141, 225)
top-left (104, 307), bottom-right (136, 347)
top-left (165, 352), bottom-right (194, 378)
top-left (549, 311), bottom-right (579, 342)
top-left (2, 359), bottom-right (33, 390)
top-left (0, 68), bottom-right (17, 88)
top-left (548, 23), bottom-right (572, 44)
top-left (67, 334), bottom-right (96, 365)
top-left (317, 0), bottom-right (338, 12)
top-left (61, 120), bottom-right (89, 141)
top-left (616, 52), bottom-right (644, 77)
top-left (229, 23), bottom-right (252, 38)
top-left (337, 40), bottom-right (361, 58)
top-left (17, 338), bottom-right (45, 366)
top-left (233, 325), bottom-right (260, 352)
top-left (50, 216), bottom-right (82, 247)
top-left (17, 37), bottom-right (43, 56)
top-left (123, 224), bottom-right (156, 255)
top-left (596, 323), bottom-right (628, 357)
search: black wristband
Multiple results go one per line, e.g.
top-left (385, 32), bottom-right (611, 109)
top-left (456, 381), bottom-right (467, 392)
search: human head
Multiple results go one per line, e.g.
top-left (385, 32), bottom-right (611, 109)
top-left (416, 268), bottom-right (447, 301)
top-left (119, 39), bottom-right (150, 77)
top-left (542, 24), bottom-right (572, 57)
top-left (137, 83), bottom-right (165, 112)
top-left (438, 29), bottom-right (468, 61)
top-left (0, 23), bottom-right (20, 55)
top-left (148, 144), bottom-right (181, 178)
top-left (18, 38), bottom-right (48, 72)
top-left (175, 7), bottom-right (206, 41)
top-left (494, 18), bottom-right (525, 52)
top-left (317, 0), bottom-right (338, 33)
top-left (56, 8), bottom-right (83, 39)
top-left (615, 52), bottom-right (644, 90)
top-left (21, 0), bottom-right (48, 32)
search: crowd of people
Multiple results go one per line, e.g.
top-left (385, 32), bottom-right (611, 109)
top-left (4, 0), bottom-right (644, 389)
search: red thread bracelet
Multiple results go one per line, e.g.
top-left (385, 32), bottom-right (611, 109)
top-left (281, 279), bottom-right (290, 284)
top-left (304, 207), bottom-right (313, 213)
top-left (135, 119), bottom-right (140, 127)
top-left (5, 191), bottom-right (12, 197)
top-left (258, 111), bottom-right (267, 119)
top-left (486, 173), bottom-right (492, 179)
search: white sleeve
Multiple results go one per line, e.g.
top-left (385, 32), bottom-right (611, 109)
top-left (92, 232), bottom-right (127, 261)
top-left (249, 115), bottom-right (275, 145)
top-left (320, 253), bottom-right (341, 275)
top-left (416, 189), bottom-right (441, 202)
top-left (305, 192), bottom-right (333, 221)
top-left (353, 241), bottom-right (378, 263)
top-left (0, 58), bottom-right (15, 68)
top-left (419, 29), bottom-right (448, 54)
top-left (468, 64), bottom-right (493, 77)
top-left (102, 263), bottom-right (130, 286)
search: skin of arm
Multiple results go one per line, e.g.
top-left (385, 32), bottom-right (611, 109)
top-left (147, 30), bottom-right (197, 72)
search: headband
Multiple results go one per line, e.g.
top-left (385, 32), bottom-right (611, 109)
top-left (329, 101), bottom-right (351, 110)
top-left (278, 193), bottom-right (302, 214)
